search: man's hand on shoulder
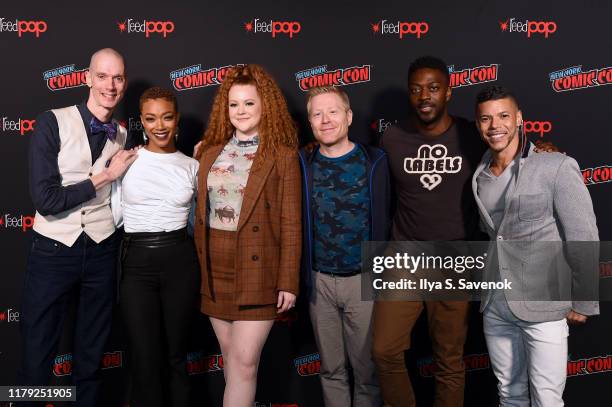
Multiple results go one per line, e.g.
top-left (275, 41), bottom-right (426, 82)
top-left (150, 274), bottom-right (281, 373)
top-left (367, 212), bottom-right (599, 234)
top-left (91, 147), bottom-right (139, 190)
top-left (566, 310), bottom-right (588, 325)
top-left (193, 141), bottom-right (203, 160)
top-left (533, 139), bottom-right (562, 154)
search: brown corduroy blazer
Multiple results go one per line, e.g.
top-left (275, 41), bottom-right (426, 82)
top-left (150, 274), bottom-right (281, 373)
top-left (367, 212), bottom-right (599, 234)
top-left (194, 144), bottom-right (302, 306)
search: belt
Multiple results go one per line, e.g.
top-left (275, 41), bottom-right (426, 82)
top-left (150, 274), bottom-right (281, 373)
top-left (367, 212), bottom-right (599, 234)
top-left (122, 227), bottom-right (188, 249)
top-left (117, 228), bottom-right (189, 303)
top-left (315, 269), bottom-right (361, 278)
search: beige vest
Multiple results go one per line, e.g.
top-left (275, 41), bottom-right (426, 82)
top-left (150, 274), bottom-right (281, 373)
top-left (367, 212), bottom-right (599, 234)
top-left (33, 106), bottom-right (127, 246)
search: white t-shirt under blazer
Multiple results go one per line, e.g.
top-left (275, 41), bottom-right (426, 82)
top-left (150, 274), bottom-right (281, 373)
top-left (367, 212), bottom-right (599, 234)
top-left (121, 148), bottom-right (199, 233)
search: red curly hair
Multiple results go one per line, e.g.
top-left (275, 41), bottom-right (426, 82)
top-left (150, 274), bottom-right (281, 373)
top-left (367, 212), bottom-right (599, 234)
top-left (201, 64), bottom-right (297, 162)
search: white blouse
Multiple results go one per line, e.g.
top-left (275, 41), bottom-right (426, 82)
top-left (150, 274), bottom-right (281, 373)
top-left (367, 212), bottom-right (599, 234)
top-left (121, 148), bottom-right (199, 233)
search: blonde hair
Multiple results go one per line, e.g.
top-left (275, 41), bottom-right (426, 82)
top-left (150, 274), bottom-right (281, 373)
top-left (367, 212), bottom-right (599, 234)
top-left (306, 86), bottom-right (351, 115)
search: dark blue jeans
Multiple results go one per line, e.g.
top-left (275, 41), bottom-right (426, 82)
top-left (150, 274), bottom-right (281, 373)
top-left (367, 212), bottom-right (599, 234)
top-left (20, 230), bottom-right (119, 407)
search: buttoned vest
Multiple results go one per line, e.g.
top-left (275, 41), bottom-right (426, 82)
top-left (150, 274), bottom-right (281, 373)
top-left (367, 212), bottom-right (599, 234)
top-left (33, 106), bottom-right (127, 246)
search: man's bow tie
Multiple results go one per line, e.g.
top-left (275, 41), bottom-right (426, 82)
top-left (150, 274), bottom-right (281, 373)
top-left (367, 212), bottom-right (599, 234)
top-left (90, 117), bottom-right (117, 142)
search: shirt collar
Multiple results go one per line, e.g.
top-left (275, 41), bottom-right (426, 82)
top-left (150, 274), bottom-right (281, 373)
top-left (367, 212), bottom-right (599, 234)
top-left (231, 133), bottom-right (259, 147)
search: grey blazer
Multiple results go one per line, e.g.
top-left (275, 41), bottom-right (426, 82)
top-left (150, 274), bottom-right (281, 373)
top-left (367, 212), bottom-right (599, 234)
top-left (472, 142), bottom-right (599, 322)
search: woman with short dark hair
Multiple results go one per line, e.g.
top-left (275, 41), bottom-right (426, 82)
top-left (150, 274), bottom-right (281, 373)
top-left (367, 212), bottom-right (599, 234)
top-left (120, 87), bottom-right (199, 407)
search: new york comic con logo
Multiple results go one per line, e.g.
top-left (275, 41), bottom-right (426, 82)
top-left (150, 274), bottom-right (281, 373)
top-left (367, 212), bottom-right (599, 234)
top-left (1, 214), bottom-right (34, 232)
top-left (582, 165), bottom-right (612, 186)
top-left (186, 351), bottom-right (224, 375)
top-left (371, 19), bottom-right (429, 39)
top-left (2, 116), bottom-right (35, 135)
top-left (0, 18), bottom-right (47, 37)
top-left (294, 352), bottom-right (321, 376)
top-left (448, 64), bottom-right (499, 88)
top-left (567, 354), bottom-right (612, 377)
top-left (53, 351), bottom-right (122, 376)
top-left (117, 18), bottom-right (174, 37)
top-left (170, 64), bottom-right (240, 91)
top-left (499, 18), bottom-right (557, 38)
top-left (418, 353), bottom-right (490, 377)
top-left (43, 65), bottom-right (87, 91)
top-left (244, 19), bottom-right (301, 38)
top-left (549, 65), bottom-right (612, 92)
top-left (295, 65), bottom-right (371, 91)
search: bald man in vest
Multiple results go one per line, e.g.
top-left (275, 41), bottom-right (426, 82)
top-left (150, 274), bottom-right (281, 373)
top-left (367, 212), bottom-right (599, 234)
top-left (21, 48), bottom-right (137, 406)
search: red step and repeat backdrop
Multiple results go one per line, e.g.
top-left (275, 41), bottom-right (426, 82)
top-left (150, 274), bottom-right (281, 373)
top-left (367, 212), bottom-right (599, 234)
top-left (1, 1), bottom-right (611, 406)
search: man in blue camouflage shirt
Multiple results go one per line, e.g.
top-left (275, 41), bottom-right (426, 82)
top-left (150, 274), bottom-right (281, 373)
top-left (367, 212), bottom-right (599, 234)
top-left (299, 86), bottom-right (390, 407)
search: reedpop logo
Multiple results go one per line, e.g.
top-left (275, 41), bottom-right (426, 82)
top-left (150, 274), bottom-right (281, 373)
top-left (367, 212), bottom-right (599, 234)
top-left (523, 121), bottom-right (553, 138)
top-left (2, 117), bottom-right (35, 135)
top-left (371, 118), bottom-right (398, 135)
top-left (0, 308), bottom-right (20, 323)
top-left (118, 118), bottom-right (143, 132)
top-left (244, 19), bottom-right (301, 38)
top-left (117, 19), bottom-right (174, 37)
top-left (0, 18), bottom-right (47, 37)
top-left (1, 214), bottom-right (34, 232)
top-left (499, 18), bottom-right (557, 38)
top-left (601, 262), bottom-right (612, 279)
top-left (371, 19), bottom-right (429, 39)
top-left (549, 65), bottom-right (612, 92)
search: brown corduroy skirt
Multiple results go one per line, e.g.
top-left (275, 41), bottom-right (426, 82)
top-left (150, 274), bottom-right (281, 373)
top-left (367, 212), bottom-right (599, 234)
top-left (201, 228), bottom-right (278, 321)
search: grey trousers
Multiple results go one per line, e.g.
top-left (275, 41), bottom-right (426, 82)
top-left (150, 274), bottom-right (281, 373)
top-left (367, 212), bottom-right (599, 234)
top-left (309, 271), bottom-right (382, 407)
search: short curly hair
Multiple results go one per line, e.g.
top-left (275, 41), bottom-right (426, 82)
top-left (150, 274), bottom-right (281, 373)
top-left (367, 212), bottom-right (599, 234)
top-left (202, 64), bottom-right (297, 161)
top-left (139, 86), bottom-right (178, 112)
top-left (408, 56), bottom-right (450, 85)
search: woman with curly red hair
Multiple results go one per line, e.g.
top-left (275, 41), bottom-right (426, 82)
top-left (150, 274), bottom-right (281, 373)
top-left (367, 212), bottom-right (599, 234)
top-left (193, 64), bottom-right (301, 406)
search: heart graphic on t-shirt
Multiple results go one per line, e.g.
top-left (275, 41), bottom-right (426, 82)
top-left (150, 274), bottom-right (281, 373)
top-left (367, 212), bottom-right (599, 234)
top-left (420, 174), bottom-right (442, 190)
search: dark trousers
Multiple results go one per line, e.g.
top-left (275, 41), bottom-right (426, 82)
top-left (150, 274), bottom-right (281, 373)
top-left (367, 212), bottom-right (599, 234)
top-left (20, 230), bottom-right (119, 407)
top-left (120, 235), bottom-right (200, 407)
top-left (372, 300), bottom-right (470, 407)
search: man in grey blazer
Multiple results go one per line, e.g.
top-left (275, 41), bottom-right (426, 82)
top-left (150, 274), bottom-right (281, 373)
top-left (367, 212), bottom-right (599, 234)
top-left (472, 85), bottom-right (599, 406)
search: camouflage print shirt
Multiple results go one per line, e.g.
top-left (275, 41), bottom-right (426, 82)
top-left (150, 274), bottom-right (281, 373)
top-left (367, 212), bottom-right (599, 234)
top-left (312, 145), bottom-right (370, 274)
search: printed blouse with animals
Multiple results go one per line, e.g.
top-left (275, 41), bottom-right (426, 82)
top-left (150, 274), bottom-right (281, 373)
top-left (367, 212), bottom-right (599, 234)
top-left (206, 134), bottom-right (258, 230)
